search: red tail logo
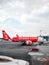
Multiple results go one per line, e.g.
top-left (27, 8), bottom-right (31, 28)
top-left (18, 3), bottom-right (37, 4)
top-left (2, 30), bottom-right (10, 40)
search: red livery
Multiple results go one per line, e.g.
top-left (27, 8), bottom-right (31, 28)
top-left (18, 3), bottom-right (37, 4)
top-left (2, 30), bottom-right (38, 45)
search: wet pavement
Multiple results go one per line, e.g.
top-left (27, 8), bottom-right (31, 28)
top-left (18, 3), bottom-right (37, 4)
top-left (0, 42), bottom-right (49, 65)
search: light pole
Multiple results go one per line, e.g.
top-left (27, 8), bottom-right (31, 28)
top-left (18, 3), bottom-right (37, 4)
top-left (40, 30), bottom-right (42, 36)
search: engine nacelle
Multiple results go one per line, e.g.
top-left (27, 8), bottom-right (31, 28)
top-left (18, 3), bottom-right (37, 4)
top-left (26, 40), bottom-right (33, 45)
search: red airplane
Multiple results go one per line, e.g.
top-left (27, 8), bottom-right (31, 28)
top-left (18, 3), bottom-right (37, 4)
top-left (12, 35), bottom-right (38, 45)
top-left (2, 30), bottom-right (38, 45)
top-left (2, 30), bottom-right (44, 45)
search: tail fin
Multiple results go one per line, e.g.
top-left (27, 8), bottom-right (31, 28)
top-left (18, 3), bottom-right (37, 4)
top-left (2, 30), bottom-right (11, 41)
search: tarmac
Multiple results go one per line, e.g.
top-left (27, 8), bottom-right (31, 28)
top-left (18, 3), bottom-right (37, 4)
top-left (0, 41), bottom-right (49, 65)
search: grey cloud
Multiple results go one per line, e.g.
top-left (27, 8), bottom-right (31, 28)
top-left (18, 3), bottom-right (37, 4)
top-left (0, 0), bottom-right (49, 14)
top-left (0, 0), bottom-right (23, 5)
top-left (0, 0), bottom-right (48, 13)
top-left (0, 0), bottom-right (11, 4)
top-left (0, 0), bottom-right (49, 35)
top-left (39, 12), bottom-right (49, 18)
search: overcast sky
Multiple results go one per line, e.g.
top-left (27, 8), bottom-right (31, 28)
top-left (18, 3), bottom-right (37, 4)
top-left (0, 0), bottom-right (49, 37)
